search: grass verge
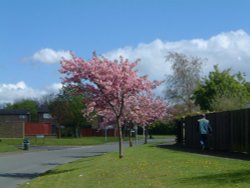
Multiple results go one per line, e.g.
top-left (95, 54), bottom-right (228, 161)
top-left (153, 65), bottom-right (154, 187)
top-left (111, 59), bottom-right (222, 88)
top-left (0, 137), bottom-right (119, 153)
top-left (22, 143), bottom-right (250, 188)
top-left (0, 135), bottom-right (175, 153)
top-left (29, 136), bottom-right (121, 146)
top-left (0, 142), bottom-right (20, 152)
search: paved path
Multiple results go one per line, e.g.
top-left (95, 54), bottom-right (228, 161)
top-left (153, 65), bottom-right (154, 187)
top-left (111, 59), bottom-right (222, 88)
top-left (0, 138), bottom-right (174, 188)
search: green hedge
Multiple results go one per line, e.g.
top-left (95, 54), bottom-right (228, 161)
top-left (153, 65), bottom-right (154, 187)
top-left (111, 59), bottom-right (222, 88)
top-left (137, 121), bottom-right (177, 135)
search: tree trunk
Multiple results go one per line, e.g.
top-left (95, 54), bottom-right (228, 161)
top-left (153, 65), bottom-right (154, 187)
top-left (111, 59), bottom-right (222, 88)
top-left (144, 126), bottom-right (148, 144)
top-left (75, 127), bottom-right (79, 138)
top-left (117, 118), bottom-right (123, 158)
top-left (129, 128), bottom-right (133, 147)
top-left (58, 126), bottom-right (61, 138)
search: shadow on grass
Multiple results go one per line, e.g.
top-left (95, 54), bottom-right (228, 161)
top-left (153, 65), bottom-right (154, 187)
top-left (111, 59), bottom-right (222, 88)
top-left (0, 169), bottom-right (79, 179)
top-left (157, 144), bottom-right (250, 185)
top-left (157, 143), bottom-right (250, 161)
top-left (180, 169), bottom-right (250, 185)
top-left (42, 168), bottom-right (80, 176)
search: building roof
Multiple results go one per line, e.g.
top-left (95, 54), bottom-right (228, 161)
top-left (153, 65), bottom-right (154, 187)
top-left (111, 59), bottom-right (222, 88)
top-left (0, 109), bottom-right (30, 115)
top-left (37, 105), bottom-right (50, 113)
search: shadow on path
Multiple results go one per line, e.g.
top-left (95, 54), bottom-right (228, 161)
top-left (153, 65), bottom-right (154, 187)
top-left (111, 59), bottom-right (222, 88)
top-left (64, 152), bottom-right (107, 158)
top-left (30, 146), bottom-right (79, 151)
top-left (42, 162), bottom-right (63, 166)
top-left (0, 173), bottom-right (40, 179)
top-left (157, 143), bottom-right (250, 161)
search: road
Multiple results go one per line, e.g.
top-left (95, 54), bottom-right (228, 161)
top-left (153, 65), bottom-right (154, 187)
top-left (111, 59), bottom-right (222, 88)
top-left (0, 138), bottom-right (174, 188)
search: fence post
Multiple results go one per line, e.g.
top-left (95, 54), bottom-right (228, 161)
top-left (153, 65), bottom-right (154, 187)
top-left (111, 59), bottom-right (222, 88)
top-left (175, 120), bottom-right (181, 144)
top-left (229, 111), bottom-right (233, 152)
top-left (244, 109), bottom-right (248, 152)
top-left (176, 119), bottom-right (184, 145)
top-left (246, 109), bottom-right (249, 153)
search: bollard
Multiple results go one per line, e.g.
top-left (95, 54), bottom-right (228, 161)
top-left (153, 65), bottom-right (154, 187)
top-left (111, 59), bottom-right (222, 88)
top-left (23, 138), bottom-right (30, 150)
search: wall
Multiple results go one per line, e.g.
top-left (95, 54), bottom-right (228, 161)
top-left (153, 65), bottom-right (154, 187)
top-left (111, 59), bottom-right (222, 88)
top-left (177, 109), bottom-right (250, 153)
top-left (0, 122), bottom-right (24, 138)
top-left (25, 122), bottom-right (52, 136)
top-left (80, 128), bottom-right (117, 137)
top-left (0, 114), bottom-right (29, 122)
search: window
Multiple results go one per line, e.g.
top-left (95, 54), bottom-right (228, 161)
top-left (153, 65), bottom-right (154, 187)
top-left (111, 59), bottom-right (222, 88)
top-left (43, 113), bottom-right (52, 119)
top-left (19, 115), bottom-right (26, 119)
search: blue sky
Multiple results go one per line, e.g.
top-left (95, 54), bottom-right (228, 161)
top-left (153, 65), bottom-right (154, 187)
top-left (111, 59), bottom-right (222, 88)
top-left (1, 0), bottom-right (250, 104)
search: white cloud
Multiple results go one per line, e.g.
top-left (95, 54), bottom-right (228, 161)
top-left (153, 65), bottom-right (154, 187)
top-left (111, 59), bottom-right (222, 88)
top-left (0, 81), bottom-right (62, 104)
top-left (2, 30), bottom-right (250, 103)
top-left (103, 29), bottom-right (250, 96)
top-left (32, 48), bottom-right (71, 64)
top-left (46, 83), bottom-right (63, 92)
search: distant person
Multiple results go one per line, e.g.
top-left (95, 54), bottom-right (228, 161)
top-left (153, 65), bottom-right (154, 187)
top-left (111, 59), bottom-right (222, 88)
top-left (198, 114), bottom-right (212, 150)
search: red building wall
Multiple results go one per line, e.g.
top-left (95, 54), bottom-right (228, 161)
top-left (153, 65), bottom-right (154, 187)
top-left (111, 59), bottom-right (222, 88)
top-left (25, 122), bottom-right (52, 136)
top-left (80, 128), bottom-right (118, 137)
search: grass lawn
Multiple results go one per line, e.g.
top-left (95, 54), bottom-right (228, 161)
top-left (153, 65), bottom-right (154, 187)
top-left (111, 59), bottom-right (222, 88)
top-left (0, 138), bottom-right (23, 152)
top-left (0, 142), bottom-right (20, 152)
top-left (22, 143), bottom-right (250, 188)
top-left (29, 136), bottom-right (121, 146)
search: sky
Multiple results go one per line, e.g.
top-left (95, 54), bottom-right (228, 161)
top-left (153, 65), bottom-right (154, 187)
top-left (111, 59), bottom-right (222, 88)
top-left (1, 0), bottom-right (250, 104)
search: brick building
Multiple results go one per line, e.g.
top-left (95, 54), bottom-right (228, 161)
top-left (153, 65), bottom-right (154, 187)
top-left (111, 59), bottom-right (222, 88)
top-left (0, 108), bottom-right (55, 138)
top-left (0, 109), bottom-right (30, 122)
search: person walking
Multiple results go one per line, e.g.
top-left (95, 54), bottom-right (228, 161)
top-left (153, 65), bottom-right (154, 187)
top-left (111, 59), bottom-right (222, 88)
top-left (198, 114), bottom-right (212, 150)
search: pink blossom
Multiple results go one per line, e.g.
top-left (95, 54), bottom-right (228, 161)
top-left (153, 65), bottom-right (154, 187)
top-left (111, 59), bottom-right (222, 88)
top-left (60, 53), bottom-right (169, 158)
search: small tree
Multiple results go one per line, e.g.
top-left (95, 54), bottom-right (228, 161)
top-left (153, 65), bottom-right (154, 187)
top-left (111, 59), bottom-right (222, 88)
top-left (48, 88), bottom-right (87, 138)
top-left (193, 65), bottom-right (250, 111)
top-left (48, 93), bottom-right (70, 138)
top-left (137, 96), bottom-right (168, 144)
top-left (97, 94), bottom-right (168, 146)
top-left (165, 52), bottom-right (204, 113)
top-left (5, 99), bottom-right (38, 121)
top-left (60, 53), bottom-right (161, 158)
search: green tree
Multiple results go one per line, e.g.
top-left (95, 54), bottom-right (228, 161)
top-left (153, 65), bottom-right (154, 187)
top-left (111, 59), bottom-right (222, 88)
top-left (165, 52), bottom-right (204, 113)
top-left (48, 88), bottom-right (88, 137)
top-left (245, 82), bottom-right (250, 94)
top-left (193, 65), bottom-right (250, 111)
top-left (5, 99), bottom-right (38, 121)
top-left (67, 95), bottom-right (88, 137)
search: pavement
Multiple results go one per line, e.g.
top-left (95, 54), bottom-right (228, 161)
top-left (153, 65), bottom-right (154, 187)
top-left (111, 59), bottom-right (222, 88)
top-left (0, 138), bottom-right (174, 188)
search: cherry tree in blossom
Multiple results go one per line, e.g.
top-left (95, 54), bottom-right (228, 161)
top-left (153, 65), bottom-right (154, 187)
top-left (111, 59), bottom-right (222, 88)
top-left (140, 96), bottom-right (169, 144)
top-left (60, 53), bottom-right (161, 158)
top-left (123, 94), bottom-right (169, 145)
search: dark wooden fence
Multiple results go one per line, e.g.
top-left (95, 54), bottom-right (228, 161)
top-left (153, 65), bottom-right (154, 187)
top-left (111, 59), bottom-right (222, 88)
top-left (176, 108), bottom-right (250, 153)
